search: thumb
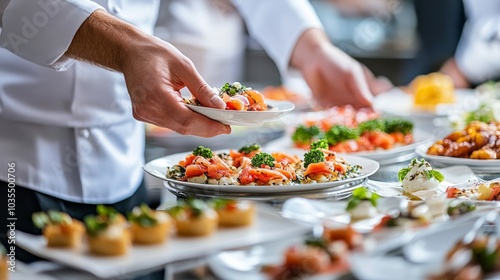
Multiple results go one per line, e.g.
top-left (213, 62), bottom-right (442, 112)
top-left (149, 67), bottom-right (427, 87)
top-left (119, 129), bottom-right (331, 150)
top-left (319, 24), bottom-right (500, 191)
top-left (184, 71), bottom-right (225, 109)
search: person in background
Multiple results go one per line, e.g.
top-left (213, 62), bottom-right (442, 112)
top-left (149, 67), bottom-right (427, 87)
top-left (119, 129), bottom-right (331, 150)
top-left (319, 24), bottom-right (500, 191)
top-left (439, 0), bottom-right (500, 88)
top-left (0, 0), bottom-right (388, 269)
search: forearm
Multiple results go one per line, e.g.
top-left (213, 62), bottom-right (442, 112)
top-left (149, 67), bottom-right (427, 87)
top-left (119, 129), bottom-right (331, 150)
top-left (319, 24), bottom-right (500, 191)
top-left (65, 9), bottom-right (149, 73)
top-left (290, 28), bottom-right (331, 71)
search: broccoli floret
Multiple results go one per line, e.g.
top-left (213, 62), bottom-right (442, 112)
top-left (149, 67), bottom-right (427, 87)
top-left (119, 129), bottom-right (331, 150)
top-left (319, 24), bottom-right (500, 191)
top-left (192, 146), bottom-right (213, 159)
top-left (220, 82), bottom-right (247, 97)
top-left (238, 143), bottom-right (261, 154)
top-left (303, 149), bottom-right (325, 168)
top-left (325, 125), bottom-right (359, 145)
top-left (383, 118), bottom-right (413, 135)
top-left (251, 152), bottom-right (275, 168)
top-left (291, 125), bottom-right (322, 144)
top-left (310, 139), bottom-right (329, 150)
top-left (358, 119), bottom-right (385, 134)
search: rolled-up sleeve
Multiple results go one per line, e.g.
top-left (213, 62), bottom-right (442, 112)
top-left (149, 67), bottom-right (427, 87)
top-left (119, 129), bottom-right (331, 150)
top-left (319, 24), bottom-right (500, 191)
top-left (455, 0), bottom-right (500, 84)
top-left (232, 0), bottom-right (323, 75)
top-left (0, 0), bottom-right (103, 71)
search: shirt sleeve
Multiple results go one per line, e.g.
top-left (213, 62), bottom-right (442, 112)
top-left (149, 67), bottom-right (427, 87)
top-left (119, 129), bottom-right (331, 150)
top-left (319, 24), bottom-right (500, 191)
top-left (455, 0), bottom-right (500, 84)
top-left (232, 0), bottom-right (323, 76)
top-left (0, 0), bottom-right (104, 71)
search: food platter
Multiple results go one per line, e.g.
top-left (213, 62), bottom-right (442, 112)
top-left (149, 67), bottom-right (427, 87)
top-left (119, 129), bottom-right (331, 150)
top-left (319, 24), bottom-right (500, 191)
top-left (186, 100), bottom-right (295, 126)
top-left (143, 151), bottom-right (379, 194)
top-left (16, 205), bottom-right (312, 279)
top-left (373, 88), bottom-right (477, 118)
top-left (264, 129), bottom-right (433, 163)
top-left (415, 143), bottom-right (500, 173)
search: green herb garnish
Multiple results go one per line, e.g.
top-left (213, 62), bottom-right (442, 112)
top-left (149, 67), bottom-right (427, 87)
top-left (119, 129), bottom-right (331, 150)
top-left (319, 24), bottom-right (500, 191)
top-left (84, 205), bottom-right (121, 236)
top-left (310, 139), bottom-right (329, 150)
top-left (209, 198), bottom-right (235, 210)
top-left (382, 118), bottom-right (413, 135)
top-left (220, 82), bottom-right (247, 97)
top-left (291, 125), bottom-right (322, 145)
top-left (128, 204), bottom-right (158, 227)
top-left (166, 198), bottom-right (208, 218)
top-left (251, 152), bottom-right (275, 168)
top-left (398, 158), bottom-right (444, 182)
top-left (303, 149), bottom-right (325, 168)
top-left (32, 211), bottom-right (72, 229)
top-left (346, 187), bottom-right (380, 211)
top-left (238, 143), bottom-right (261, 154)
top-left (193, 146), bottom-right (214, 159)
top-left (358, 119), bottom-right (385, 134)
top-left (325, 125), bottom-right (359, 145)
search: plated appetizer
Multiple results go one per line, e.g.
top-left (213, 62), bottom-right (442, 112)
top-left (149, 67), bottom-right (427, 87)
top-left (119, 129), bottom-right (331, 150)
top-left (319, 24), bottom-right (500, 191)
top-left (345, 187), bottom-right (380, 220)
top-left (166, 199), bottom-right (218, 237)
top-left (398, 158), bottom-right (445, 194)
top-left (410, 72), bottom-right (455, 111)
top-left (166, 144), bottom-right (361, 186)
top-left (446, 181), bottom-right (500, 201)
top-left (32, 210), bottom-right (84, 248)
top-left (84, 205), bottom-right (130, 256)
top-left (128, 204), bottom-right (172, 245)
top-left (184, 82), bottom-right (268, 111)
top-left (426, 121), bottom-right (500, 159)
top-left (291, 116), bottom-right (414, 153)
top-left (210, 199), bottom-right (256, 227)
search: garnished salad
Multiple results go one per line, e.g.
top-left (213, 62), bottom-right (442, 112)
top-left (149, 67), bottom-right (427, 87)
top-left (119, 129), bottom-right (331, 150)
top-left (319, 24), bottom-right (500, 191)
top-left (398, 158), bottom-right (444, 193)
top-left (184, 82), bottom-right (268, 111)
top-left (166, 144), bottom-right (361, 186)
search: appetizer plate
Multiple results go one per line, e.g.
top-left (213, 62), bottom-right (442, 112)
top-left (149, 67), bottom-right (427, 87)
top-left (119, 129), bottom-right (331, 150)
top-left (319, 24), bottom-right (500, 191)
top-left (16, 205), bottom-right (312, 279)
top-left (415, 143), bottom-right (500, 173)
top-left (143, 152), bottom-right (379, 194)
top-left (264, 129), bottom-right (433, 163)
top-left (373, 88), bottom-right (477, 119)
top-left (365, 165), bottom-right (480, 200)
top-left (186, 100), bottom-right (295, 126)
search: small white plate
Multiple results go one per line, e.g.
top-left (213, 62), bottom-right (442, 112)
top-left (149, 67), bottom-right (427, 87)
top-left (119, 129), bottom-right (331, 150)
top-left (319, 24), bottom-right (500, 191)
top-left (415, 143), bottom-right (500, 172)
top-left (373, 88), bottom-right (477, 118)
top-left (186, 100), bottom-right (295, 126)
top-left (142, 150), bottom-right (379, 194)
top-left (16, 205), bottom-right (312, 279)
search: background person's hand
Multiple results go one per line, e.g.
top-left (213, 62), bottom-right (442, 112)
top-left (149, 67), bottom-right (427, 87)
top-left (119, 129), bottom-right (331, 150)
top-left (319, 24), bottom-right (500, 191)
top-left (291, 29), bottom-right (378, 109)
top-left (66, 10), bottom-right (230, 137)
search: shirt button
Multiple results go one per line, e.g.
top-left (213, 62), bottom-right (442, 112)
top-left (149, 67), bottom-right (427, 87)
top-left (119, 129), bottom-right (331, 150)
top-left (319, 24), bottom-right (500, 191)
top-left (79, 129), bottom-right (90, 138)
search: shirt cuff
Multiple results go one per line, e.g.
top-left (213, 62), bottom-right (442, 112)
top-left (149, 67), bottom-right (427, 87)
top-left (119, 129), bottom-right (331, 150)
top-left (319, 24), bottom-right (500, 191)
top-left (455, 17), bottom-right (500, 84)
top-left (232, 0), bottom-right (323, 76)
top-left (0, 0), bottom-right (104, 71)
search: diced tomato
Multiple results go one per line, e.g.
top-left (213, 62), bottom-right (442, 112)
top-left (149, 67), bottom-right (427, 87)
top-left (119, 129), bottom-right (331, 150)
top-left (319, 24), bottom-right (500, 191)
top-left (446, 187), bottom-right (460, 198)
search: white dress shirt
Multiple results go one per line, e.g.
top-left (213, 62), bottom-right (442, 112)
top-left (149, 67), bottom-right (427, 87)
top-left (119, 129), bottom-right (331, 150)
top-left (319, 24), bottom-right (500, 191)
top-left (0, 0), bottom-right (322, 203)
top-left (456, 0), bottom-right (500, 84)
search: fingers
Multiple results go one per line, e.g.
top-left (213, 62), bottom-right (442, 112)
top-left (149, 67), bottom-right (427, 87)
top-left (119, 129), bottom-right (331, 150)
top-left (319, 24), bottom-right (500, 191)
top-left (180, 63), bottom-right (226, 109)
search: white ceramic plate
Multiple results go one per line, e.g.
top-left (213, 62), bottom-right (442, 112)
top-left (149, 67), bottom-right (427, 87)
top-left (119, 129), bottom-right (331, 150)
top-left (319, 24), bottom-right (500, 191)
top-left (16, 205), bottom-right (312, 279)
top-left (142, 151), bottom-right (379, 194)
top-left (264, 129), bottom-right (433, 162)
top-left (186, 100), bottom-right (295, 126)
top-left (373, 88), bottom-right (477, 118)
top-left (415, 143), bottom-right (500, 172)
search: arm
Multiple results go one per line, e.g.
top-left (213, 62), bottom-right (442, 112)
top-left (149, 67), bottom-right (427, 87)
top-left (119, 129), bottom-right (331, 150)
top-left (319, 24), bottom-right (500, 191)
top-left (441, 0), bottom-right (500, 87)
top-left (0, 1), bottom-right (229, 137)
top-left (232, 0), bottom-right (391, 109)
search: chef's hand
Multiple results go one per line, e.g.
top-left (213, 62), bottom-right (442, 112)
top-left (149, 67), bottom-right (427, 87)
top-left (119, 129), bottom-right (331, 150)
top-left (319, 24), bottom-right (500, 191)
top-left (291, 28), bottom-right (391, 109)
top-left (66, 9), bottom-right (230, 137)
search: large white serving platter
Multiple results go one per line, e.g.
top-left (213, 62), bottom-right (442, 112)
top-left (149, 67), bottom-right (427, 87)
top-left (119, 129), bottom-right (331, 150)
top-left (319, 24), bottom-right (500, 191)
top-left (264, 129), bottom-right (433, 162)
top-left (16, 205), bottom-right (312, 279)
top-left (415, 143), bottom-right (500, 173)
top-left (373, 88), bottom-right (477, 119)
top-left (186, 100), bottom-right (295, 126)
top-left (143, 151), bottom-right (379, 194)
